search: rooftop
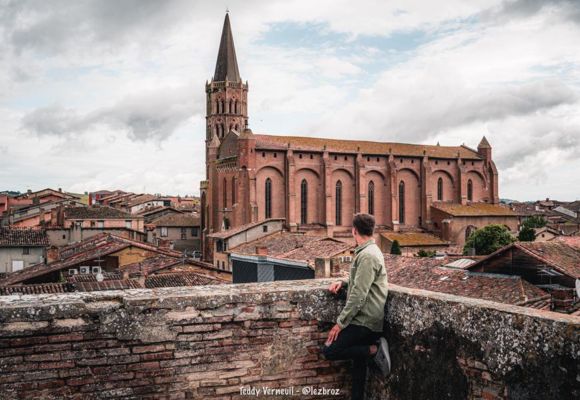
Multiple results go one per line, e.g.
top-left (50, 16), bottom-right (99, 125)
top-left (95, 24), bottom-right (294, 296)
top-left (384, 255), bottom-right (549, 308)
top-left (432, 202), bottom-right (517, 217)
top-left (380, 231), bottom-right (449, 247)
top-left (254, 134), bottom-right (483, 159)
top-left (64, 206), bottom-right (135, 220)
top-left (150, 213), bottom-right (199, 227)
top-left (0, 227), bottom-right (49, 247)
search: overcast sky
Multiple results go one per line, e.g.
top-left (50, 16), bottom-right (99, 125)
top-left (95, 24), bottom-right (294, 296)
top-left (1, 0), bottom-right (579, 200)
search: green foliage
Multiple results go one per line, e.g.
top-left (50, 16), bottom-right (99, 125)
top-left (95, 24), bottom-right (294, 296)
top-left (463, 224), bottom-right (515, 255)
top-left (518, 226), bottom-right (536, 242)
top-left (415, 249), bottom-right (436, 258)
top-left (390, 240), bottom-right (402, 255)
top-left (522, 215), bottom-right (547, 229)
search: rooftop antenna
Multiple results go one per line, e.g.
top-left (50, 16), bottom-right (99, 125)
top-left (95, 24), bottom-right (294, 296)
top-left (226, 7), bottom-right (229, 13)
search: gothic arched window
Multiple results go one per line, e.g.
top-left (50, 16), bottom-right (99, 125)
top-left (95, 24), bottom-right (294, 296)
top-left (437, 177), bottom-right (443, 201)
top-left (265, 178), bottom-right (272, 219)
top-left (300, 179), bottom-right (308, 224)
top-left (234, 99), bottom-right (239, 114)
top-left (223, 178), bottom-right (227, 209)
top-left (467, 179), bottom-right (473, 202)
top-left (399, 181), bottom-right (405, 224)
top-left (335, 180), bottom-right (342, 226)
top-left (220, 123), bottom-right (225, 138)
top-left (231, 177), bottom-right (236, 204)
top-left (368, 181), bottom-right (375, 215)
top-left (229, 99), bottom-right (234, 114)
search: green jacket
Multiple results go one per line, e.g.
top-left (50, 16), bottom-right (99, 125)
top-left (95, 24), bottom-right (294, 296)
top-left (336, 238), bottom-right (388, 332)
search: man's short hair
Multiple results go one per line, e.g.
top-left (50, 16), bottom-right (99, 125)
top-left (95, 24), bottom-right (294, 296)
top-left (352, 213), bottom-right (375, 237)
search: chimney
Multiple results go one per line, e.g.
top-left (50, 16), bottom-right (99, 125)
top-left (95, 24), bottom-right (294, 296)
top-left (314, 257), bottom-right (331, 278)
top-left (256, 246), bottom-right (268, 256)
top-left (46, 247), bottom-right (59, 263)
top-left (58, 188), bottom-right (62, 192)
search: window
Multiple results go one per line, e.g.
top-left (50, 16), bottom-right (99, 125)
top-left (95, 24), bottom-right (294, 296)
top-left (467, 179), bottom-right (473, 201)
top-left (265, 178), bottom-right (272, 219)
top-left (300, 179), bottom-right (308, 224)
top-left (335, 180), bottom-right (342, 226)
top-left (97, 220), bottom-right (104, 228)
top-left (22, 247), bottom-right (30, 255)
top-left (399, 181), bottom-right (405, 224)
top-left (437, 177), bottom-right (443, 201)
top-left (180, 228), bottom-right (187, 240)
top-left (191, 227), bottom-right (199, 237)
top-left (263, 225), bottom-right (268, 233)
top-left (160, 227), bottom-right (168, 237)
top-left (125, 220), bottom-right (132, 229)
top-left (232, 178), bottom-right (236, 204)
top-left (368, 181), bottom-right (375, 215)
top-left (223, 177), bottom-right (227, 208)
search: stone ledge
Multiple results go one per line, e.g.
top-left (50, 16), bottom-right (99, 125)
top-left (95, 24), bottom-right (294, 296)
top-left (0, 279), bottom-right (578, 399)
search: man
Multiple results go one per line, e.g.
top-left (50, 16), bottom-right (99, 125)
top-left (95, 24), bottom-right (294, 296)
top-left (322, 213), bottom-right (390, 400)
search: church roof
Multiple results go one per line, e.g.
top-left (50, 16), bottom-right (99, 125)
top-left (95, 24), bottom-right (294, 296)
top-left (478, 136), bottom-right (492, 148)
top-left (213, 13), bottom-right (241, 82)
top-left (253, 134), bottom-right (483, 159)
top-left (432, 203), bottom-right (516, 217)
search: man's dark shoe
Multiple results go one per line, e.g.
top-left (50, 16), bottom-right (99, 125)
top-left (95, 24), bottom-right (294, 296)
top-left (373, 337), bottom-right (391, 377)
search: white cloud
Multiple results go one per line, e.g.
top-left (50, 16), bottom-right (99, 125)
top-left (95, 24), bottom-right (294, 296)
top-left (0, 0), bottom-right (579, 200)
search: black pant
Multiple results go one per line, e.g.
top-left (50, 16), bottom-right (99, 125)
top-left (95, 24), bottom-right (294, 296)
top-left (322, 323), bottom-right (381, 400)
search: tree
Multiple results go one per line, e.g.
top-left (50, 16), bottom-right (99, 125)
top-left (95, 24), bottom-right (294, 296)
top-left (415, 249), bottom-right (436, 258)
top-left (463, 224), bottom-right (515, 255)
top-left (518, 226), bottom-right (536, 242)
top-left (390, 240), bottom-right (402, 255)
top-left (522, 215), bottom-right (547, 229)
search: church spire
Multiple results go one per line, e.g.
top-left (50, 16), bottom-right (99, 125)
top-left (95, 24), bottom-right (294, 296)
top-left (213, 13), bottom-right (241, 82)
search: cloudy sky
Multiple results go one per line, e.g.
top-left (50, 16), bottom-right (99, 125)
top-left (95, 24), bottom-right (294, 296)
top-left (1, 0), bottom-right (579, 200)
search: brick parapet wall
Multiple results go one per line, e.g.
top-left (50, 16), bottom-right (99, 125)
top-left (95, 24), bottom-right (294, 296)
top-left (0, 280), bottom-right (578, 399)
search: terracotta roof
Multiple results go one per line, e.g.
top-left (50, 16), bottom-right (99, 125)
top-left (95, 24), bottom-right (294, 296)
top-left (254, 134), bottom-right (482, 159)
top-left (0, 234), bottom-right (183, 286)
top-left (516, 242), bottom-right (580, 279)
top-left (432, 202), bottom-right (516, 217)
top-left (64, 206), bottom-right (134, 220)
top-left (151, 213), bottom-right (200, 227)
top-left (383, 255), bottom-right (549, 306)
top-left (74, 280), bottom-right (143, 292)
top-left (468, 241), bottom-right (580, 280)
top-left (280, 238), bottom-right (353, 265)
top-left (145, 272), bottom-right (226, 288)
top-left (0, 228), bottom-right (49, 247)
top-left (208, 218), bottom-right (285, 239)
top-left (229, 231), bottom-right (313, 256)
top-left (0, 283), bottom-right (74, 295)
top-left (121, 255), bottom-right (182, 275)
top-left (127, 194), bottom-right (159, 207)
top-left (380, 231), bottom-right (449, 247)
top-left (553, 236), bottom-right (580, 248)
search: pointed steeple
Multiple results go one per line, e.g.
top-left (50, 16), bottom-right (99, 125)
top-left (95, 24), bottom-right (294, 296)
top-left (213, 13), bottom-right (241, 82)
top-left (478, 136), bottom-right (491, 149)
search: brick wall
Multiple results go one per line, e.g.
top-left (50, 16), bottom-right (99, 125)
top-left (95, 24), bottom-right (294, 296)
top-left (0, 280), bottom-right (348, 399)
top-left (0, 280), bottom-right (578, 399)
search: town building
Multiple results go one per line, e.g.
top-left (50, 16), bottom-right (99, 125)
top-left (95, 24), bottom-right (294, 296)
top-left (206, 219), bottom-right (285, 270)
top-left (146, 213), bottom-right (201, 252)
top-left (0, 233), bottom-right (229, 288)
top-left (430, 203), bottom-right (519, 246)
top-left (200, 14), bottom-right (500, 262)
top-left (378, 231), bottom-right (449, 256)
top-left (229, 232), bottom-right (353, 283)
top-left (0, 228), bottom-right (49, 274)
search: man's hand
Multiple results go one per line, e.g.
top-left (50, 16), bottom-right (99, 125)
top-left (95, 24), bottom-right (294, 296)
top-left (325, 324), bottom-right (342, 346)
top-left (328, 281), bottom-right (343, 294)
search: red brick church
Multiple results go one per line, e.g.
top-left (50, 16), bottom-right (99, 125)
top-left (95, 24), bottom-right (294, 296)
top-left (200, 14), bottom-right (501, 261)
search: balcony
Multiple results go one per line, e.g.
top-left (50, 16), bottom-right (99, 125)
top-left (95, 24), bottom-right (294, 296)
top-left (0, 279), bottom-right (577, 399)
